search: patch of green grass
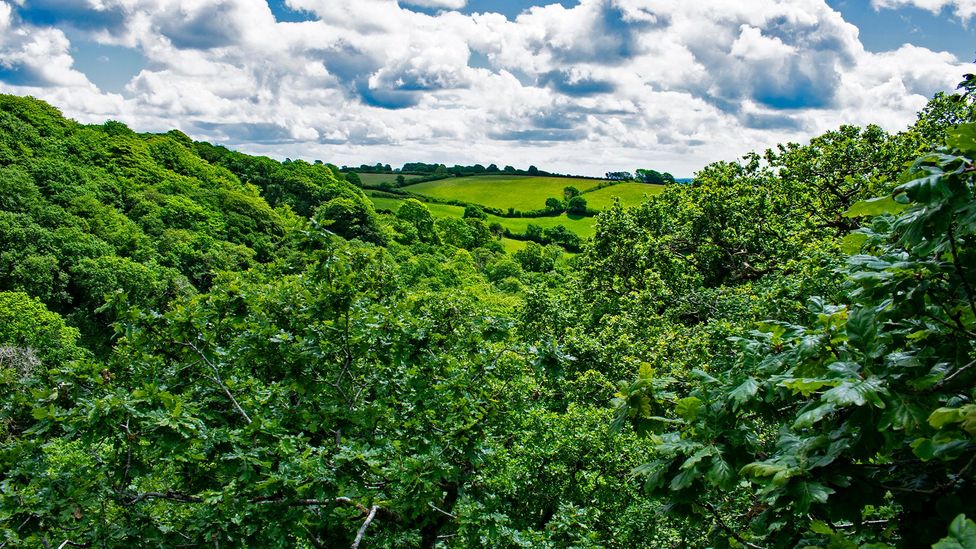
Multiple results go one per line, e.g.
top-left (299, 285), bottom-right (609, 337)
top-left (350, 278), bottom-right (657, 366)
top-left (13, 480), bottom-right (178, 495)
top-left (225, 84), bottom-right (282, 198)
top-left (582, 182), bottom-right (665, 210)
top-left (494, 214), bottom-right (597, 239)
top-left (425, 202), bottom-right (467, 218)
top-left (369, 195), bottom-right (596, 239)
top-left (356, 173), bottom-right (425, 187)
top-left (404, 175), bottom-right (600, 212)
top-left (369, 196), bottom-right (408, 212)
top-left (501, 238), bottom-right (529, 254)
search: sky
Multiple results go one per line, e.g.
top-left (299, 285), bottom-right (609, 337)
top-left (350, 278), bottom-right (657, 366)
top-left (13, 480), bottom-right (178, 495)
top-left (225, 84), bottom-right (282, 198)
top-left (0, 1), bottom-right (973, 177)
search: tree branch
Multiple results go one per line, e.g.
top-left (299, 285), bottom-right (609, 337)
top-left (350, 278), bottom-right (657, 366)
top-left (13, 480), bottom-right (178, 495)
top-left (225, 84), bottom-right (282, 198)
top-left (181, 342), bottom-right (252, 424)
top-left (127, 491), bottom-right (204, 505)
top-left (933, 357), bottom-right (976, 391)
top-left (948, 221), bottom-right (976, 323)
top-left (350, 506), bottom-right (378, 549)
top-left (427, 502), bottom-right (457, 519)
top-left (701, 501), bottom-right (765, 549)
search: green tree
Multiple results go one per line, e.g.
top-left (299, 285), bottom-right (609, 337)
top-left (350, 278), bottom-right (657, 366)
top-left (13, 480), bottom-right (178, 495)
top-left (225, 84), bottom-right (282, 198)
top-left (566, 195), bottom-right (588, 215)
top-left (463, 204), bottom-right (487, 220)
top-left (545, 197), bottom-right (565, 212)
top-left (396, 198), bottom-right (439, 243)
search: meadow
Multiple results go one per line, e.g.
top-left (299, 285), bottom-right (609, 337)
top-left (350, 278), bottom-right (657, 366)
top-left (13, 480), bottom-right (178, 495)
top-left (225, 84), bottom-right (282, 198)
top-left (404, 175), bottom-right (601, 211)
top-left (368, 194), bottom-right (597, 238)
top-left (582, 182), bottom-right (665, 210)
top-left (355, 172), bottom-right (415, 186)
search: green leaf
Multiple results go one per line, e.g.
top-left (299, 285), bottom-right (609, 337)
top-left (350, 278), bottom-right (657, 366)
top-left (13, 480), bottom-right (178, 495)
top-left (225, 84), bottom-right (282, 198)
top-left (707, 455), bottom-right (734, 487)
top-left (844, 196), bottom-right (909, 218)
top-left (823, 378), bottom-right (886, 408)
top-left (794, 404), bottom-right (836, 428)
top-left (681, 447), bottom-right (715, 470)
top-left (810, 520), bottom-right (835, 535)
top-left (929, 408), bottom-right (964, 430)
top-left (846, 306), bottom-right (878, 355)
top-left (669, 467), bottom-right (698, 491)
top-left (782, 378), bottom-right (832, 397)
top-left (675, 397), bottom-right (702, 421)
top-left (840, 232), bottom-right (869, 255)
top-left (947, 123), bottom-right (976, 156)
top-left (934, 514), bottom-right (976, 549)
top-left (794, 481), bottom-right (833, 513)
top-left (730, 378), bottom-right (759, 408)
top-left (740, 462), bottom-right (785, 479)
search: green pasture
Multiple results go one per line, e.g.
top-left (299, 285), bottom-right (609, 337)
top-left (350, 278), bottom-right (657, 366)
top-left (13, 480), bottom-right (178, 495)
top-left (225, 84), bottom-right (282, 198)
top-left (404, 175), bottom-right (599, 212)
top-left (501, 238), bottom-right (528, 254)
top-left (355, 173), bottom-right (425, 187)
top-left (495, 214), bottom-right (597, 239)
top-left (369, 194), bottom-right (597, 239)
top-left (582, 182), bottom-right (665, 210)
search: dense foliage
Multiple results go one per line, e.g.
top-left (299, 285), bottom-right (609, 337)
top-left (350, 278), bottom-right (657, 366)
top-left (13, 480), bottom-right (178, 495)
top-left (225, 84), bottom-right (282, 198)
top-left (1, 76), bottom-right (975, 548)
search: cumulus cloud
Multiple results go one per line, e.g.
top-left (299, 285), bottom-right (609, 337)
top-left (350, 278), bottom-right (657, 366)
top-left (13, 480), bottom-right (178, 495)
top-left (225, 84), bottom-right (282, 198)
top-left (0, 0), bottom-right (970, 176)
top-left (402, 0), bottom-right (466, 9)
top-left (872, 0), bottom-right (976, 20)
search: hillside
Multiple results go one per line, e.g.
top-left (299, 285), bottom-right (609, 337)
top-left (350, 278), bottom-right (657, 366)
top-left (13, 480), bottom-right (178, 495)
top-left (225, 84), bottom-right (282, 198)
top-left (1, 77), bottom-right (976, 548)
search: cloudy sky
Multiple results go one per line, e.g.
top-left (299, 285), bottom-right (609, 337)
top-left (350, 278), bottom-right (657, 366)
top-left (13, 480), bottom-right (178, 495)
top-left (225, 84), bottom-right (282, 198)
top-left (0, 0), bottom-right (973, 176)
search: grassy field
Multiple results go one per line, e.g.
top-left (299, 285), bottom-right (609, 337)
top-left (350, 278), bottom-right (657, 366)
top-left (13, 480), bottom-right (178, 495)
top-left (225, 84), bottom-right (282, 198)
top-left (369, 195), bottom-right (596, 238)
top-left (494, 214), bottom-right (597, 239)
top-left (404, 175), bottom-right (600, 212)
top-left (355, 173), bottom-right (429, 187)
top-left (582, 182), bottom-right (665, 210)
top-left (501, 238), bottom-right (529, 254)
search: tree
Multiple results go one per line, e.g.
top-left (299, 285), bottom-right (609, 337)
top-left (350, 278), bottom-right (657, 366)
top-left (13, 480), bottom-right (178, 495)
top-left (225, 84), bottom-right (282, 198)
top-left (545, 197), bottom-right (565, 212)
top-left (610, 82), bottom-right (976, 548)
top-left (513, 242), bottom-right (560, 272)
top-left (314, 196), bottom-right (387, 245)
top-left (563, 186), bottom-right (580, 201)
top-left (635, 169), bottom-right (674, 184)
top-left (396, 198), bottom-right (438, 243)
top-left (463, 204), bottom-right (487, 220)
top-left (396, 174), bottom-right (406, 186)
top-left (527, 165), bottom-right (540, 175)
top-left (566, 195), bottom-right (588, 215)
top-left (542, 225), bottom-right (582, 252)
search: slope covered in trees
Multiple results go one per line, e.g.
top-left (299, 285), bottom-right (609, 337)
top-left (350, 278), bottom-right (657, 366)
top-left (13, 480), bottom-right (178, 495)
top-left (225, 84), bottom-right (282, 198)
top-left (0, 77), bottom-right (975, 547)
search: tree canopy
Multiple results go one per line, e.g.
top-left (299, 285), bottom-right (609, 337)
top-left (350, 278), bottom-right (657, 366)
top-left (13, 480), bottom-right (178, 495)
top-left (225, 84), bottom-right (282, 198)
top-left (0, 77), bottom-right (975, 548)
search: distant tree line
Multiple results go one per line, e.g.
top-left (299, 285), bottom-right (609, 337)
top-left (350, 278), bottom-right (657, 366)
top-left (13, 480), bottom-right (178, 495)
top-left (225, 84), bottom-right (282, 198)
top-left (606, 169), bottom-right (676, 184)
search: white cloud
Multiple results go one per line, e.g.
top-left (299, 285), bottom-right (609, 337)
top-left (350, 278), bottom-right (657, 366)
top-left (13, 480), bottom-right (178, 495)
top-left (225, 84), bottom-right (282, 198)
top-left (0, 0), bottom-right (970, 177)
top-left (402, 0), bottom-right (466, 9)
top-left (872, 0), bottom-right (976, 20)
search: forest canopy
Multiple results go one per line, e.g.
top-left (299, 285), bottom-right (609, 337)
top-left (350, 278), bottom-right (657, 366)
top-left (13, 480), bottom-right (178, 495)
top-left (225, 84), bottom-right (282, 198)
top-left (0, 75), bottom-right (975, 548)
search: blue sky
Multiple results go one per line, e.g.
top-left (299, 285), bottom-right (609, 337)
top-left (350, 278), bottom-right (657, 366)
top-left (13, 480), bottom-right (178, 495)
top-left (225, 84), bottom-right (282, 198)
top-left (0, 0), bottom-right (971, 176)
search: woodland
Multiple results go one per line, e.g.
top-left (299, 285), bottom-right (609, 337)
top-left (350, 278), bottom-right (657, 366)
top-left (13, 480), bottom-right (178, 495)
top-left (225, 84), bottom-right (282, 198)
top-left (0, 75), bottom-right (976, 547)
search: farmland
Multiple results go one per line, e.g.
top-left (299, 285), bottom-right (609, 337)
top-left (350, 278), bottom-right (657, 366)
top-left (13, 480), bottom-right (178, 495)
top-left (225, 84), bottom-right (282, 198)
top-left (354, 173), bottom-right (421, 187)
top-left (404, 175), bottom-right (601, 212)
top-left (582, 182), bottom-right (665, 210)
top-left (368, 194), bottom-right (597, 238)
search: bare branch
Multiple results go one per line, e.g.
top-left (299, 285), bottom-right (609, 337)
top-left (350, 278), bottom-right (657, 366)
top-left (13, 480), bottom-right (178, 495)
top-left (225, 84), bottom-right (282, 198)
top-left (127, 491), bottom-right (204, 505)
top-left (427, 502), bottom-right (457, 519)
top-left (181, 342), bottom-right (252, 424)
top-left (351, 506), bottom-right (378, 549)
